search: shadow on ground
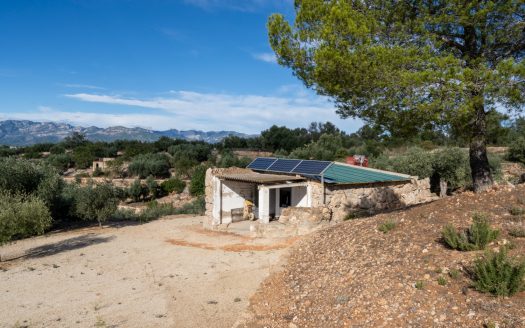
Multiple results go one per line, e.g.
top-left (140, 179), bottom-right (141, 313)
top-left (27, 233), bottom-right (116, 258)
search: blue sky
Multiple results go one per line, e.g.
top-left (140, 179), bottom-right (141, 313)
top-left (0, 0), bottom-right (362, 133)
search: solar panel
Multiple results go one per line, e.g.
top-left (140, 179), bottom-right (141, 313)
top-left (247, 157), bottom-right (332, 176)
top-left (291, 160), bottom-right (332, 175)
top-left (267, 159), bottom-right (302, 173)
top-left (246, 157), bottom-right (277, 171)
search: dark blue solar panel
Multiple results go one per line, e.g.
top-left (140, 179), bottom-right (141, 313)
top-left (267, 159), bottom-right (302, 173)
top-left (291, 160), bottom-right (331, 175)
top-left (246, 157), bottom-right (277, 171)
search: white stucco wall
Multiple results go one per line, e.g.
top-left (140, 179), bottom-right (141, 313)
top-left (211, 176), bottom-right (256, 225)
top-left (292, 186), bottom-right (309, 207)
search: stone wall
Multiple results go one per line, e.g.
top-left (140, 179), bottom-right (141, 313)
top-left (310, 178), bottom-right (437, 222)
top-left (279, 206), bottom-right (331, 225)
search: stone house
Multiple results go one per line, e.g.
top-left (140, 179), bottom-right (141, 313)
top-left (204, 157), bottom-right (436, 228)
top-left (92, 158), bottom-right (115, 172)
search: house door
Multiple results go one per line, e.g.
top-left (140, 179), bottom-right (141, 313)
top-left (279, 188), bottom-right (292, 208)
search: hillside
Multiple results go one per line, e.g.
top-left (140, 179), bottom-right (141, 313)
top-left (241, 184), bottom-right (525, 328)
top-left (0, 120), bottom-right (253, 146)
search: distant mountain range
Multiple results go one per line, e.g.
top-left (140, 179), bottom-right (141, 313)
top-left (0, 120), bottom-right (254, 146)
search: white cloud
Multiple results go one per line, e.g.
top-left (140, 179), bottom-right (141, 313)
top-left (252, 52), bottom-right (277, 63)
top-left (2, 109), bottom-right (181, 131)
top-left (60, 83), bottom-right (105, 90)
top-left (183, 0), bottom-right (292, 12)
top-left (60, 88), bottom-right (362, 133)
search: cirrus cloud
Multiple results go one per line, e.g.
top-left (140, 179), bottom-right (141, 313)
top-left (59, 88), bottom-right (362, 133)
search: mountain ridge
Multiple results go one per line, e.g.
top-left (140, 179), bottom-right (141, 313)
top-left (0, 120), bottom-right (254, 146)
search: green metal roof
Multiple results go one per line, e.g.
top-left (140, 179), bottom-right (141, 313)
top-left (322, 163), bottom-right (411, 185)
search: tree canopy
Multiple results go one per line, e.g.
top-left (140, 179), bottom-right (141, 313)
top-left (268, 0), bottom-right (525, 192)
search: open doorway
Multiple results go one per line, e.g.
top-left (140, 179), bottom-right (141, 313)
top-left (279, 188), bottom-right (292, 208)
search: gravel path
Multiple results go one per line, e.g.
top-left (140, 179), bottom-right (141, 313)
top-left (0, 216), bottom-right (291, 328)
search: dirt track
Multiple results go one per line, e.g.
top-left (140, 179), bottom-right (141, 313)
top-left (0, 216), bottom-right (291, 328)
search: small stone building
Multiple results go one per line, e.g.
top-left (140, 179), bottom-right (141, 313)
top-left (205, 157), bottom-right (436, 228)
top-left (92, 158), bottom-right (115, 172)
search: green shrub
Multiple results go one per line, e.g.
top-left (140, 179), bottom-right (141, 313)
top-left (0, 192), bottom-right (52, 244)
top-left (112, 197), bottom-right (205, 223)
top-left (507, 137), bottom-right (525, 164)
top-left (189, 165), bottom-right (207, 196)
top-left (415, 281), bottom-right (424, 290)
top-left (378, 219), bottom-right (396, 233)
top-left (174, 196), bottom-right (205, 215)
top-left (449, 269), bottom-right (461, 280)
top-left (437, 276), bottom-right (447, 286)
top-left (432, 147), bottom-right (471, 190)
top-left (442, 213), bottom-right (499, 251)
top-left (373, 147), bottom-right (501, 191)
top-left (509, 206), bottom-right (525, 216)
top-left (390, 147), bottom-right (434, 178)
top-left (0, 158), bottom-right (63, 216)
top-left (160, 178), bottom-right (186, 194)
top-left (46, 153), bottom-right (73, 172)
top-left (289, 134), bottom-right (347, 161)
top-left (92, 167), bottom-right (104, 177)
top-left (508, 227), bottom-right (525, 238)
top-left (472, 247), bottom-right (525, 296)
top-left (128, 179), bottom-right (148, 202)
top-left (145, 176), bottom-right (160, 199)
top-left (69, 183), bottom-right (120, 226)
top-left (139, 202), bottom-right (177, 222)
top-left (128, 153), bottom-right (171, 178)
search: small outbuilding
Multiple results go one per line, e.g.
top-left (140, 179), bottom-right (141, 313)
top-left (92, 158), bottom-right (115, 172)
top-left (205, 157), bottom-right (436, 228)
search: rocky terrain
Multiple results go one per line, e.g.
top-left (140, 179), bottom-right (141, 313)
top-left (0, 120), bottom-right (253, 146)
top-left (240, 184), bottom-right (525, 328)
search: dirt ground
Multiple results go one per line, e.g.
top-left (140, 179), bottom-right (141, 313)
top-left (240, 184), bottom-right (525, 328)
top-left (0, 216), bottom-right (293, 328)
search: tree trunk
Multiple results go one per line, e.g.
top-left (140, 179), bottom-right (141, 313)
top-left (439, 178), bottom-right (447, 198)
top-left (469, 94), bottom-right (493, 193)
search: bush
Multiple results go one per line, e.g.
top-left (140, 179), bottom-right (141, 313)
top-left (509, 206), bottom-right (525, 216)
top-left (138, 202), bottom-right (178, 222)
top-left (508, 227), bottom-right (525, 238)
top-left (507, 137), bottom-right (525, 164)
top-left (69, 183), bottom-right (120, 226)
top-left (145, 175), bottom-right (160, 199)
top-left (46, 153), bottom-right (73, 172)
top-left (289, 134), bottom-right (347, 161)
top-left (168, 143), bottom-right (212, 163)
top-left (160, 178), bottom-right (186, 194)
top-left (442, 213), bottom-right (499, 251)
top-left (374, 147), bottom-right (434, 179)
top-left (128, 179), bottom-right (148, 202)
top-left (174, 196), bottom-right (205, 215)
top-left (112, 197), bottom-right (205, 223)
top-left (373, 147), bottom-right (501, 191)
top-left (0, 158), bottom-right (63, 216)
top-left (189, 165), bottom-right (207, 196)
top-left (472, 247), bottom-right (525, 296)
top-left (128, 153), bottom-right (171, 178)
top-left (92, 167), bottom-right (104, 177)
top-left (0, 192), bottom-right (52, 244)
top-left (378, 219), bottom-right (396, 233)
top-left (432, 147), bottom-right (471, 190)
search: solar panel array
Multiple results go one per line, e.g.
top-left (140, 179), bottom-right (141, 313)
top-left (247, 157), bottom-right (332, 176)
